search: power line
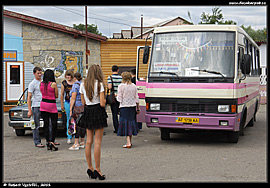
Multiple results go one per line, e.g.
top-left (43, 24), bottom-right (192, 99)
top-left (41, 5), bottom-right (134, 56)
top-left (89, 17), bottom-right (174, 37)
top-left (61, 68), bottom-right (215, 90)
top-left (61, 6), bottom-right (140, 25)
top-left (53, 6), bottom-right (134, 27)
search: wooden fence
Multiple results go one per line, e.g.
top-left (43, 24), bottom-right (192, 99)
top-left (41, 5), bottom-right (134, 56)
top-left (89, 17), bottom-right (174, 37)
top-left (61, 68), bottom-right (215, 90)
top-left (101, 39), bottom-right (152, 83)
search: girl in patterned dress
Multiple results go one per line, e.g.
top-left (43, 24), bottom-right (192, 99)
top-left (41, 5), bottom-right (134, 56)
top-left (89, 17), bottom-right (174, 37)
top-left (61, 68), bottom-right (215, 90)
top-left (117, 72), bottom-right (140, 148)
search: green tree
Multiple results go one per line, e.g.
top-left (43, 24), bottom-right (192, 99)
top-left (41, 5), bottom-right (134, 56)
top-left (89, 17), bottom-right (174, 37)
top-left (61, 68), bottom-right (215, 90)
top-left (223, 20), bottom-right (237, 25)
top-left (73, 23), bottom-right (103, 36)
top-left (199, 7), bottom-right (237, 25)
top-left (199, 7), bottom-right (223, 24)
top-left (240, 25), bottom-right (267, 42)
top-left (188, 7), bottom-right (266, 42)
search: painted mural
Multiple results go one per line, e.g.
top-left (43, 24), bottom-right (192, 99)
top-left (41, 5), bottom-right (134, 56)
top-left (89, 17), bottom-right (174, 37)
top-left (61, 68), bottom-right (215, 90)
top-left (55, 51), bottom-right (83, 77)
top-left (33, 50), bottom-right (83, 78)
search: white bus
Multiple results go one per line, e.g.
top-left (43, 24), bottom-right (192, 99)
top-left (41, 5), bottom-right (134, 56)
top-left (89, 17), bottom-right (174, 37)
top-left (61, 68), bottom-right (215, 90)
top-left (136, 25), bottom-right (261, 143)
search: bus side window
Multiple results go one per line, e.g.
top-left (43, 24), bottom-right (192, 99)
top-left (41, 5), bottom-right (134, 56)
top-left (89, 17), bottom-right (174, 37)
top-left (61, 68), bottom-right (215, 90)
top-left (257, 49), bottom-right (261, 75)
top-left (137, 47), bottom-right (150, 81)
top-left (238, 47), bottom-right (244, 71)
top-left (245, 39), bottom-right (249, 53)
top-left (249, 44), bottom-right (253, 76)
top-left (253, 46), bottom-right (257, 76)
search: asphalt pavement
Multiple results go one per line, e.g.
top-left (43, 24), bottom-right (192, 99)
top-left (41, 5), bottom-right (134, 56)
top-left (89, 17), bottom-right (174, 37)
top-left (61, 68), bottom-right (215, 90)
top-left (3, 105), bottom-right (267, 183)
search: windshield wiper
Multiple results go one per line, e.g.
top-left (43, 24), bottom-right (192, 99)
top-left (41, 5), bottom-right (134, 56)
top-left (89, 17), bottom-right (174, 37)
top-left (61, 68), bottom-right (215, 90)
top-left (150, 71), bottom-right (181, 79)
top-left (191, 69), bottom-right (226, 80)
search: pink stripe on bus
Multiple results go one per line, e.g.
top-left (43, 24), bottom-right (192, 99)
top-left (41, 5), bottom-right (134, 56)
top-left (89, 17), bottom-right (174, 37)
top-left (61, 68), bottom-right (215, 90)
top-left (147, 83), bottom-right (234, 89)
top-left (146, 82), bottom-right (259, 90)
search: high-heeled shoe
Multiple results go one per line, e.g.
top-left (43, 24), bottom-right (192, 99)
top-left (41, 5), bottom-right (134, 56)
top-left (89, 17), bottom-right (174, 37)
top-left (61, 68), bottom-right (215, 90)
top-left (87, 169), bottom-right (96, 179)
top-left (93, 170), bottom-right (106, 180)
top-left (48, 142), bottom-right (58, 151)
top-left (46, 143), bottom-right (51, 150)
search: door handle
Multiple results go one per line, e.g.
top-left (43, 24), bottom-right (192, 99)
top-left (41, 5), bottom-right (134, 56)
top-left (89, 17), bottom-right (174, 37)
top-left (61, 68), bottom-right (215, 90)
top-left (137, 87), bottom-right (143, 90)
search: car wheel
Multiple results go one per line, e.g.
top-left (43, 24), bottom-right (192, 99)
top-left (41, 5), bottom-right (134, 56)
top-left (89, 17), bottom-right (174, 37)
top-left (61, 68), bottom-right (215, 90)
top-left (15, 129), bottom-right (25, 136)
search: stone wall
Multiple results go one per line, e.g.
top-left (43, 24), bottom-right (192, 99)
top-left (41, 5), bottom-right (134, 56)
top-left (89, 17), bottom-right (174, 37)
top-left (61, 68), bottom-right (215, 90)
top-left (22, 22), bottom-right (101, 83)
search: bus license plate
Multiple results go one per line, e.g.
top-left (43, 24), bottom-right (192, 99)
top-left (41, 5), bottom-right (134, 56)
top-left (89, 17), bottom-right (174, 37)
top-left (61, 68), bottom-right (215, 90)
top-left (176, 117), bottom-right (199, 124)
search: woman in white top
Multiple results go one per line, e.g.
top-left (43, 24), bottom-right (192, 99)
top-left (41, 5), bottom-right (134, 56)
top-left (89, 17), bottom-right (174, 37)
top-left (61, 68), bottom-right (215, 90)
top-left (116, 72), bottom-right (140, 148)
top-left (79, 64), bottom-right (107, 180)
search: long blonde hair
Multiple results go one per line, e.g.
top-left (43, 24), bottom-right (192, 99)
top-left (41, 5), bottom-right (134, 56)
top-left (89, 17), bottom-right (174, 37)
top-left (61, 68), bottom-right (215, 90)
top-left (84, 64), bottom-right (105, 102)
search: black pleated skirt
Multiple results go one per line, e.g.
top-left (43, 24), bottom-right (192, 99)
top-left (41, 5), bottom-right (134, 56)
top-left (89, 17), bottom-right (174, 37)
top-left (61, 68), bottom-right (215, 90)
top-left (82, 104), bottom-right (108, 130)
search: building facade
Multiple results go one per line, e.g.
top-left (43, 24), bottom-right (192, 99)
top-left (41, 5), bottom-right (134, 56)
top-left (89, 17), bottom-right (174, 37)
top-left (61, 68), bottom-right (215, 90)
top-left (3, 9), bottom-right (106, 109)
top-left (3, 16), bottom-right (30, 104)
top-left (113, 17), bottom-right (192, 39)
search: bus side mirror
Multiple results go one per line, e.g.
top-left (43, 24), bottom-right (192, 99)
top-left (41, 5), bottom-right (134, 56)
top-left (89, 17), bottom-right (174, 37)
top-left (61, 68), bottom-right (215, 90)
top-left (143, 46), bottom-right (150, 64)
top-left (241, 54), bottom-right (251, 74)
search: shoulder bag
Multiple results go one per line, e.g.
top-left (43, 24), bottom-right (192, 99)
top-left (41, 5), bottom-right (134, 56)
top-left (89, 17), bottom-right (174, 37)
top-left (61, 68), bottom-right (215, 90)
top-left (106, 76), bottom-right (116, 105)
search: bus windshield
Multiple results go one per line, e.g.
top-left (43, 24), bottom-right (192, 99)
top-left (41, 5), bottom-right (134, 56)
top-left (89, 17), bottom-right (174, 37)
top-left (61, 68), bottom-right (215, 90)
top-left (149, 31), bottom-right (235, 78)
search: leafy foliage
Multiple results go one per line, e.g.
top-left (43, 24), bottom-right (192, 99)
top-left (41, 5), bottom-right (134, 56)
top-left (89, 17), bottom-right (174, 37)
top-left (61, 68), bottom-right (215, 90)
top-left (197, 7), bottom-right (266, 42)
top-left (199, 7), bottom-right (236, 25)
top-left (240, 25), bottom-right (267, 42)
top-left (73, 23), bottom-right (103, 36)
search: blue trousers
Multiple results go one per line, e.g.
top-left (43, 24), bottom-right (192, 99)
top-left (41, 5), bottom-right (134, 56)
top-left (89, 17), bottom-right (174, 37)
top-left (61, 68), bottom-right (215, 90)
top-left (32, 107), bottom-right (42, 145)
top-left (64, 101), bottom-right (73, 139)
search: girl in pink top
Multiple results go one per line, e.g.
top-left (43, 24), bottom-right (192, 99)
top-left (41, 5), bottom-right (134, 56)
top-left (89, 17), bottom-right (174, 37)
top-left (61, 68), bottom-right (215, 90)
top-left (40, 81), bottom-right (58, 113)
top-left (40, 69), bottom-right (59, 151)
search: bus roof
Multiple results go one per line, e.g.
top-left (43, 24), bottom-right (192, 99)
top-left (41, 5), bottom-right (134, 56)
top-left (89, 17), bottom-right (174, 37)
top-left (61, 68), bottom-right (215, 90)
top-left (154, 25), bottom-right (259, 48)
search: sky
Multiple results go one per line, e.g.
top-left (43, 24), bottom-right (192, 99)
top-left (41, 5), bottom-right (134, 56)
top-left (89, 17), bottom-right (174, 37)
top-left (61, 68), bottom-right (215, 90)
top-left (3, 5), bottom-right (267, 38)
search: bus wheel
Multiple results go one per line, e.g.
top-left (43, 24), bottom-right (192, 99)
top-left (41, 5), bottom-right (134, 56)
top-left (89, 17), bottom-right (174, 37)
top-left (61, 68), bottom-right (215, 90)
top-left (160, 128), bottom-right (170, 140)
top-left (239, 110), bottom-right (247, 136)
top-left (227, 131), bottom-right (239, 143)
top-left (247, 117), bottom-right (254, 127)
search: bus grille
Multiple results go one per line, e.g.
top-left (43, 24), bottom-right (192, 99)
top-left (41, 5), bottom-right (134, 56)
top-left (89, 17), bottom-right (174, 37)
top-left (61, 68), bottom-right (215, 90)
top-left (161, 103), bottom-right (217, 113)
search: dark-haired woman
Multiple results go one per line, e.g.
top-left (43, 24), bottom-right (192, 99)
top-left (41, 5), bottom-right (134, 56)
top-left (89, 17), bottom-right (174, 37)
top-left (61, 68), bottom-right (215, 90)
top-left (60, 69), bottom-right (74, 144)
top-left (40, 69), bottom-right (59, 151)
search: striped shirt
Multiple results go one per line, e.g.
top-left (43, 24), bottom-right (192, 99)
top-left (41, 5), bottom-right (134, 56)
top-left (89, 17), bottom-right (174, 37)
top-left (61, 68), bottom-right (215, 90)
top-left (107, 74), bottom-right (122, 94)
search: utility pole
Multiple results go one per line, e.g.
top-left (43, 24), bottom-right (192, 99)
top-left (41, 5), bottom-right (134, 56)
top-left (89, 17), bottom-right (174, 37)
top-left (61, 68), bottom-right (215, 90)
top-left (85, 6), bottom-right (88, 74)
top-left (141, 14), bottom-right (143, 39)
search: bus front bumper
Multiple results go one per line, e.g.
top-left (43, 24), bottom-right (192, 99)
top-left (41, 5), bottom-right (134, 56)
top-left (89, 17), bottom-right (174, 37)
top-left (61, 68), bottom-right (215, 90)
top-left (145, 112), bottom-right (241, 132)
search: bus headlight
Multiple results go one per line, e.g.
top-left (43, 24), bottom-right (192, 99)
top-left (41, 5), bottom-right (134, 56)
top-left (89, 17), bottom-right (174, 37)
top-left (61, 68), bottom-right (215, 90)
top-left (218, 105), bottom-right (230, 112)
top-left (150, 103), bottom-right (160, 111)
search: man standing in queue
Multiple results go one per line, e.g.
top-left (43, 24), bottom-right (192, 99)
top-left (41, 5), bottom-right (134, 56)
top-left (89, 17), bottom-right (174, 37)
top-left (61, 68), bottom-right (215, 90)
top-left (27, 67), bottom-right (45, 148)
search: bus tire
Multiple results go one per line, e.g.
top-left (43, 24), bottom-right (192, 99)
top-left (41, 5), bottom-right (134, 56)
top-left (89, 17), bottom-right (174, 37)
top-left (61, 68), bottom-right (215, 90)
top-left (160, 128), bottom-right (170, 140)
top-left (239, 109), bottom-right (247, 136)
top-left (247, 117), bottom-right (254, 127)
top-left (227, 131), bottom-right (239, 143)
